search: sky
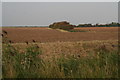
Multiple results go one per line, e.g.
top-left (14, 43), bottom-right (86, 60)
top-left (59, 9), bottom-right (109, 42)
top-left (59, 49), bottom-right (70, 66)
top-left (1, 0), bottom-right (120, 2)
top-left (2, 2), bottom-right (118, 26)
top-left (118, 2), bottom-right (120, 23)
top-left (0, 2), bottom-right (2, 27)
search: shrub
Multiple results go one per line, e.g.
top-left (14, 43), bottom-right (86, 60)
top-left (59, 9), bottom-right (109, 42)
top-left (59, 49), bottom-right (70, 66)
top-left (49, 21), bottom-right (75, 30)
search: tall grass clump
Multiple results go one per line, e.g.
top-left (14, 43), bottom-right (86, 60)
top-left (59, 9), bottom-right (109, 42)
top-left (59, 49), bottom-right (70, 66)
top-left (56, 48), bottom-right (118, 78)
top-left (2, 44), bottom-right (43, 78)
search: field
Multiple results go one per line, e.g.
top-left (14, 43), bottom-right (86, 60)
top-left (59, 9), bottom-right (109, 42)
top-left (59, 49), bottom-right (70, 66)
top-left (2, 27), bottom-right (119, 78)
top-left (2, 27), bottom-right (118, 43)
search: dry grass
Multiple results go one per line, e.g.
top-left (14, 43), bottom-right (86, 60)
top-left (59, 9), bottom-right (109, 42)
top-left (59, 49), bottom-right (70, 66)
top-left (2, 40), bottom-right (119, 78)
top-left (56, 29), bottom-right (69, 32)
top-left (2, 27), bottom-right (119, 78)
top-left (10, 40), bottom-right (118, 59)
top-left (74, 27), bottom-right (118, 32)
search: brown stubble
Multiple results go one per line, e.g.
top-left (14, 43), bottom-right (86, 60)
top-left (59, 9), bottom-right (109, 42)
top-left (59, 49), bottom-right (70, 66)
top-left (2, 27), bottom-right (118, 43)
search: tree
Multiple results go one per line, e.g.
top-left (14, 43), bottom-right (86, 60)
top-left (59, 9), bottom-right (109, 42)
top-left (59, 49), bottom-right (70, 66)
top-left (49, 21), bottom-right (75, 30)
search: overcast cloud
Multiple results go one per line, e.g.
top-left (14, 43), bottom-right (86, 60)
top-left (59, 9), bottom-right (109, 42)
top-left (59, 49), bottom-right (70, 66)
top-left (2, 2), bottom-right (118, 26)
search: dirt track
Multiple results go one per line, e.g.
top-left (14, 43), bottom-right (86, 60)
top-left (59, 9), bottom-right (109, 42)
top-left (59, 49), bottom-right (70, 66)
top-left (2, 27), bottom-right (118, 43)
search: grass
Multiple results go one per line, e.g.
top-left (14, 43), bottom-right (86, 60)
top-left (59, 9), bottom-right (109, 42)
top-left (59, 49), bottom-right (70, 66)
top-left (68, 29), bottom-right (88, 32)
top-left (2, 44), bottom-right (44, 78)
top-left (56, 29), bottom-right (69, 32)
top-left (2, 40), bottom-right (119, 78)
top-left (54, 28), bottom-right (87, 32)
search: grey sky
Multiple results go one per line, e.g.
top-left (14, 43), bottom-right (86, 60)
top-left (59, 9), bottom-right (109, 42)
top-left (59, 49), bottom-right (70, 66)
top-left (1, 0), bottom-right (119, 2)
top-left (118, 2), bottom-right (120, 23)
top-left (2, 2), bottom-right (118, 26)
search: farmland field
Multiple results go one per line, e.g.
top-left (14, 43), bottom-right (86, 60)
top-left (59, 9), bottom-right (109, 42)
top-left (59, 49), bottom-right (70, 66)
top-left (2, 27), bottom-right (119, 78)
top-left (2, 27), bottom-right (118, 43)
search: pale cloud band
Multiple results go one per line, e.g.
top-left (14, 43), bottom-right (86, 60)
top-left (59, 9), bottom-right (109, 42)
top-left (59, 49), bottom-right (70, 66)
top-left (1, 0), bottom-right (120, 2)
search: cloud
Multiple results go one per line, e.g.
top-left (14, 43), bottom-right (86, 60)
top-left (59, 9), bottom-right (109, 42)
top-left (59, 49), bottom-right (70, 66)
top-left (1, 0), bottom-right (120, 2)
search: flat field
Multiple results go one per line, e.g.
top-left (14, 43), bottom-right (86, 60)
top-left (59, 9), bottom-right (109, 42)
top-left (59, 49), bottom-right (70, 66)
top-left (2, 27), bottom-right (118, 43)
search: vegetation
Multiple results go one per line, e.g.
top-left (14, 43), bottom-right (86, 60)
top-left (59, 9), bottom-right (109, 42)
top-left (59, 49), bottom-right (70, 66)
top-left (2, 27), bottom-right (118, 43)
top-left (2, 40), bottom-right (119, 78)
top-left (49, 21), bottom-right (119, 29)
top-left (68, 29), bottom-right (87, 32)
top-left (2, 44), bottom-right (42, 78)
top-left (49, 21), bottom-right (75, 30)
top-left (77, 22), bottom-right (119, 27)
top-left (2, 27), bottom-right (119, 78)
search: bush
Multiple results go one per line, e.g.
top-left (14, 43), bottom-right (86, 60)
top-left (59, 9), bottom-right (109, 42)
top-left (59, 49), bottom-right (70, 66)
top-left (49, 21), bottom-right (75, 30)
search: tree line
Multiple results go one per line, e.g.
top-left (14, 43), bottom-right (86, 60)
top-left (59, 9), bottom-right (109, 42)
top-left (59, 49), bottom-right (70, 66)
top-left (49, 21), bottom-right (119, 30)
top-left (76, 22), bottom-right (119, 27)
